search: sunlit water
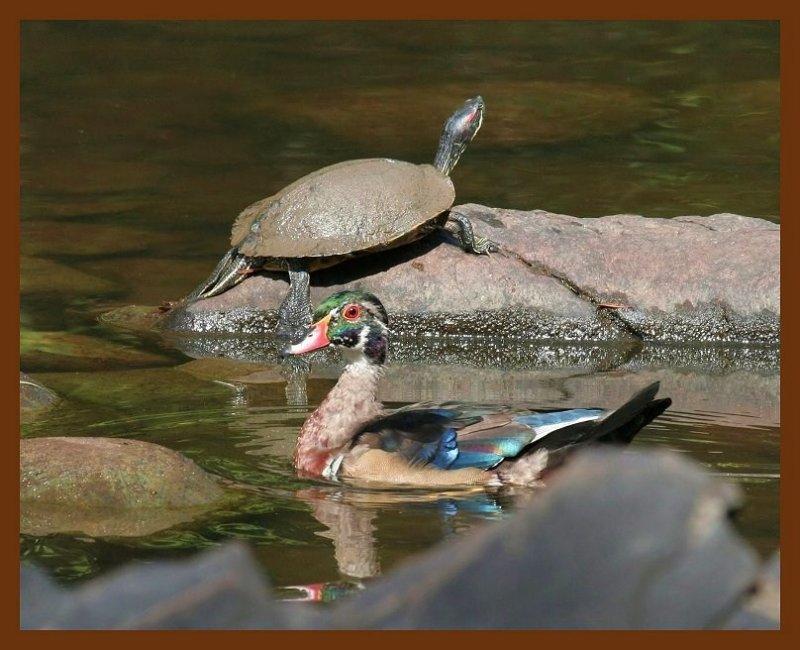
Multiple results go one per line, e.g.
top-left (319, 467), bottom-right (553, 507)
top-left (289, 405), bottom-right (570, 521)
top-left (20, 21), bottom-right (779, 598)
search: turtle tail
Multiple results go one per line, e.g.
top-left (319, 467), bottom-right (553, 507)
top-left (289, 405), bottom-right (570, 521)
top-left (184, 247), bottom-right (254, 302)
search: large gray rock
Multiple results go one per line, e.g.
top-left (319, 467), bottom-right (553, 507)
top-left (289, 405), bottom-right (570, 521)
top-left (20, 437), bottom-right (234, 537)
top-left (159, 206), bottom-right (779, 344)
top-left (21, 449), bottom-right (778, 629)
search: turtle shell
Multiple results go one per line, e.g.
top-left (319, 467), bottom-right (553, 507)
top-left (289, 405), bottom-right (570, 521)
top-left (231, 158), bottom-right (455, 259)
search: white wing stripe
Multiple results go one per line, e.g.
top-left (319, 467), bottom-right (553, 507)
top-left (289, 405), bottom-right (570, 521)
top-left (532, 414), bottom-right (603, 442)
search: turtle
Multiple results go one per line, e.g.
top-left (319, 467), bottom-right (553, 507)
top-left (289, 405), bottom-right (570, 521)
top-left (187, 95), bottom-right (495, 340)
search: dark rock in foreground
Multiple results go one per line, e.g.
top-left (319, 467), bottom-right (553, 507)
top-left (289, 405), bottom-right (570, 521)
top-left (332, 449), bottom-right (759, 629)
top-left (158, 206), bottom-right (779, 345)
top-left (20, 542), bottom-right (308, 629)
top-left (723, 552), bottom-right (780, 629)
top-left (21, 449), bottom-right (779, 629)
top-left (20, 437), bottom-right (233, 537)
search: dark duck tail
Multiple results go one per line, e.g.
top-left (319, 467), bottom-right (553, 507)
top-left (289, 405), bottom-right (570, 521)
top-left (497, 382), bottom-right (672, 484)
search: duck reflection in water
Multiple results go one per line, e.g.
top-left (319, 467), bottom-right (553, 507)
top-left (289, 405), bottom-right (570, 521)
top-left (285, 485), bottom-right (507, 602)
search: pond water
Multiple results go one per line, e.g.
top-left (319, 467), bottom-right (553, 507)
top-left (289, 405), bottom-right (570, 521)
top-left (20, 21), bottom-right (779, 600)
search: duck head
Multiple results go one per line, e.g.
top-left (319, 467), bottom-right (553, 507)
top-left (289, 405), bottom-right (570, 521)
top-left (286, 291), bottom-right (389, 364)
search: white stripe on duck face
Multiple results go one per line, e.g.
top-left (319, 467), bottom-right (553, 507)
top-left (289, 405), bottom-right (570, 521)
top-left (514, 408), bottom-right (605, 442)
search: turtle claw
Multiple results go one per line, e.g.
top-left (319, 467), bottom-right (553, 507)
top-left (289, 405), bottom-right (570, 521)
top-left (473, 237), bottom-right (499, 255)
top-left (157, 300), bottom-right (177, 313)
top-left (446, 212), bottom-right (498, 256)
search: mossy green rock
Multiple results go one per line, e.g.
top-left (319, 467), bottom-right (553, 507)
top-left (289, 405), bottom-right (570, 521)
top-left (21, 437), bottom-right (227, 509)
top-left (99, 304), bottom-right (169, 333)
top-left (20, 437), bottom-right (233, 537)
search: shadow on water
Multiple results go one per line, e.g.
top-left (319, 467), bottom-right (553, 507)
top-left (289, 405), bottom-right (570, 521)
top-left (20, 21), bottom-right (779, 600)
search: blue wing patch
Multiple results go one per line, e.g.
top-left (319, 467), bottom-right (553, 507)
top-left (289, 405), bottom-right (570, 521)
top-left (448, 450), bottom-right (505, 470)
top-left (430, 428), bottom-right (459, 469)
top-left (451, 434), bottom-right (535, 469)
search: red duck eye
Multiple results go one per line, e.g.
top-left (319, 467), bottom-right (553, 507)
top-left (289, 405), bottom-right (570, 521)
top-left (342, 304), bottom-right (361, 321)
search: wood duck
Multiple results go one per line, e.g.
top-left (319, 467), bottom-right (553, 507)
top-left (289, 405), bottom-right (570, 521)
top-left (286, 291), bottom-right (671, 488)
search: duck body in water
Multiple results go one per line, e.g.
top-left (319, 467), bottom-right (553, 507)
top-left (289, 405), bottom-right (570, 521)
top-left (286, 291), bottom-right (671, 488)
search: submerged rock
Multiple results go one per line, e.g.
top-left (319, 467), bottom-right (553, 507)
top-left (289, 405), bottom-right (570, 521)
top-left (158, 206), bottom-right (779, 345)
top-left (98, 304), bottom-right (170, 333)
top-left (31, 366), bottom-right (234, 412)
top-left (21, 449), bottom-right (778, 629)
top-left (21, 330), bottom-right (171, 372)
top-left (20, 373), bottom-right (59, 417)
top-left (21, 256), bottom-right (119, 296)
top-left (20, 437), bottom-right (232, 537)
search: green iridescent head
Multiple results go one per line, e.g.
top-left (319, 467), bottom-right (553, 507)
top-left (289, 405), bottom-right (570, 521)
top-left (287, 291), bottom-right (389, 364)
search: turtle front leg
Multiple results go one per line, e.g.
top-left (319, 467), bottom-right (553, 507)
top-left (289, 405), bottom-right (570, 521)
top-left (444, 211), bottom-right (498, 255)
top-left (276, 261), bottom-right (312, 406)
top-left (276, 261), bottom-right (313, 342)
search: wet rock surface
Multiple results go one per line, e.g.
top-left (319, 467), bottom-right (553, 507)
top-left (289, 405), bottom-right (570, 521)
top-left (158, 206), bottom-right (779, 345)
top-left (21, 449), bottom-right (778, 629)
top-left (20, 437), bottom-right (233, 537)
top-left (173, 343), bottom-right (779, 425)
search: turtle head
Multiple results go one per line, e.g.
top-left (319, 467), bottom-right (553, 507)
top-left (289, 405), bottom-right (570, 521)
top-left (286, 291), bottom-right (389, 365)
top-left (434, 95), bottom-right (485, 176)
